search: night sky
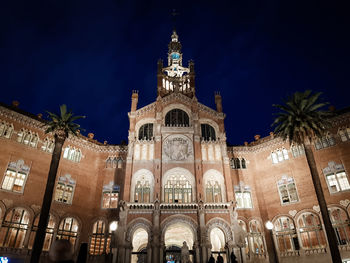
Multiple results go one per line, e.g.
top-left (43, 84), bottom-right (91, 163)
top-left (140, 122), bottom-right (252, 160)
top-left (1, 0), bottom-right (349, 145)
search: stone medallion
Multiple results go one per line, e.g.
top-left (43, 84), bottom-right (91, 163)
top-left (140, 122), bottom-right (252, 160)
top-left (162, 135), bottom-right (193, 161)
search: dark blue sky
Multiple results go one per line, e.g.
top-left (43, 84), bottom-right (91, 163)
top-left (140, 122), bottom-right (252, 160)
top-left (1, 0), bottom-right (349, 145)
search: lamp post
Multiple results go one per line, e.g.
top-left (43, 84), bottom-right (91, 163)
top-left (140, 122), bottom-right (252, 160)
top-left (265, 221), bottom-right (278, 263)
top-left (110, 222), bottom-right (118, 263)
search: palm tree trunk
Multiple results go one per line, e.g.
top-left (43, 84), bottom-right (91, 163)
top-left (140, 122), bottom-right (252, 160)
top-left (304, 143), bottom-right (342, 262)
top-left (30, 135), bottom-right (65, 263)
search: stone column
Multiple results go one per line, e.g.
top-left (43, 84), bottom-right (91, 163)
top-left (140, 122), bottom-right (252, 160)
top-left (124, 242), bottom-right (132, 263)
top-left (117, 204), bottom-right (128, 263)
top-left (152, 201), bottom-right (161, 263)
top-left (147, 243), bottom-right (152, 263)
top-left (198, 204), bottom-right (208, 263)
top-left (159, 240), bottom-right (165, 263)
top-left (193, 241), bottom-right (200, 263)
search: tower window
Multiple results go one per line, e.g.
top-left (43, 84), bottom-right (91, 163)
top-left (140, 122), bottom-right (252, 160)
top-left (138, 123), bottom-right (153, 140)
top-left (201, 124), bottom-right (216, 141)
top-left (165, 109), bottom-right (189, 127)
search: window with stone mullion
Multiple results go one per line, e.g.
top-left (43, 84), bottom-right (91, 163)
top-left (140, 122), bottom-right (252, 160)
top-left (138, 123), bottom-right (153, 140)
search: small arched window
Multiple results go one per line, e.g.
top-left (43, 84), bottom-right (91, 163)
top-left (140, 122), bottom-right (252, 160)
top-left (28, 214), bottom-right (56, 251)
top-left (165, 109), bottom-right (189, 127)
top-left (57, 217), bottom-right (79, 248)
top-left (201, 124), bottom-right (216, 141)
top-left (0, 208), bottom-right (30, 248)
top-left (273, 216), bottom-right (299, 252)
top-left (138, 123), bottom-right (153, 140)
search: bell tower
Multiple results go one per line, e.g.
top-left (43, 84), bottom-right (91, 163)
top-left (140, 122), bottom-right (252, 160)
top-left (157, 30), bottom-right (195, 98)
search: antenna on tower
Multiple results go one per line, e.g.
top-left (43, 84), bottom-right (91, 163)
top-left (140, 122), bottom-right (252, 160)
top-left (171, 9), bottom-right (179, 31)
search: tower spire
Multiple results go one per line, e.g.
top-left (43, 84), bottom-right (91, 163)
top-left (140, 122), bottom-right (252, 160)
top-left (157, 29), bottom-right (196, 98)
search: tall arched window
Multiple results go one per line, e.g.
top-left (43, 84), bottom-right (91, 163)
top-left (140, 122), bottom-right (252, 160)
top-left (1, 159), bottom-right (30, 193)
top-left (0, 208), bottom-right (30, 248)
top-left (57, 217), bottom-right (79, 248)
top-left (205, 181), bottom-right (222, 203)
top-left (201, 124), bottom-right (216, 141)
top-left (328, 207), bottom-right (350, 245)
top-left (291, 144), bottom-right (304, 158)
top-left (28, 214), bottom-right (55, 251)
top-left (164, 175), bottom-right (192, 203)
top-left (297, 212), bottom-right (326, 249)
top-left (165, 109), bottom-right (189, 127)
top-left (135, 181), bottom-right (151, 203)
top-left (138, 123), bottom-right (153, 140)
top-left (248, 220), bottom-right (265, 255)
top-left (273, 216), bottom-right (299, 252)
top-left (238, 220), bottom-right (249, 256)
top-left (89, 220), bottom-right (106, 255)
top-left (277, 176), bottom-right (299, 205)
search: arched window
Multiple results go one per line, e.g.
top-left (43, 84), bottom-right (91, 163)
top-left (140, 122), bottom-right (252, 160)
top-left (315, 133), bottom-right (336, 150)
top-left (63, 146), bottom-right (82, 163)
top-left (277, 176), bottom-right (299, 204)
top-left (271, 149), bottom-right (289, 164)
top-left (241, 158), bottom-right (246, 169)
top-left (0, 208), bottom-right (30, 248)
top-left (328, 207), bottom-right (350, 245)
top-left (297, 212), bottom-right (326, 249)
top-left (238, 220), bottom-right (249, 256)
top-left (106, 157), bottom-right (122, 168)
top-left (28, 214), bottom-right (55, 251)
top-left (323, 162), bottom-right (350, 193)
top-left (165, 109), bottom-right (189, 127)
top-left (338, 127), bottom-right (350, 142)
top-left (291, 144), bottom-right (304, 158)
top-left (89, 220), bottom-right (106, 255)
top-left (205, 181), bottom-right (222, 203)
top-left (135, 181), bottom-right (151, 203)
top-left (41, 138), bottom-right (55, 153)
top-left (0, 122), bottom-right (13, 139)
top-left (54, 174), bottom-right (76, 204)
top-left (235, 158), bottom-right (241, 169)
top-left (1, 159), bottom-right (30, 193)
top-left (106, 221), bottom-right (118, 254)
top-left (201, 124), bottom-right (216, 141)
top-left (234, 183), bottom-right (252, 209)
top-left (138, 123), bottom-right (153, 140)
top-left (248, 220), bottom-right (265, 255)
top-left (273, 216), bottom-right (299, 252)
top-left (57, 217), bottom-right (79, 248)
top-left (102, 182), bottom-right (119, 208)
top-left (164, 174), bottom-right (192, 203)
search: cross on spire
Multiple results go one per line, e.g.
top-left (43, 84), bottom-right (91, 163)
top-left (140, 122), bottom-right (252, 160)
top-left (171, 9), bottom-right (179, 31)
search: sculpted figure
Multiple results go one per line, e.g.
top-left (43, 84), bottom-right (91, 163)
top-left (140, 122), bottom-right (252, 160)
top-left (181, 241), bottom-right (190, 263)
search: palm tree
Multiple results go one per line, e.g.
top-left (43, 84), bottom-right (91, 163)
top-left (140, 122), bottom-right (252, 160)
top-left (30, 105), bottom-right (85, 263)
top-left (272, 90), bottom-right (341, 262)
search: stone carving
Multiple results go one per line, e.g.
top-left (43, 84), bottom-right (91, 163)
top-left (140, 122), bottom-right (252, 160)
top-left (163, 135), bottom-right (193, 161)
top-left (289, 210), bottom-right (297, 217)
top-left (181, 241), bottom-right (190, 263)
top-left (313, 205), bottom-right (320, 213)
top-left (340, 199), bottom-right (350, 207)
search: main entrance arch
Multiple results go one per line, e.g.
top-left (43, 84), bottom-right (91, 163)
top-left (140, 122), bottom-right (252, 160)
top-left (161, 215), bottom-right (198, 263)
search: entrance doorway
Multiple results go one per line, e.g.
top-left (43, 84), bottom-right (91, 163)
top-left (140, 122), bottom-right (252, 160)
top-left (210, 227), bottom-right (227, 263)
top-left (164, 222), bottom-right (195, 263)
top-left (131, 228), bottom-right (148, 263)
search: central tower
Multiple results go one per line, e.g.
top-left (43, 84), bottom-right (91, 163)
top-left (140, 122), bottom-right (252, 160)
top-left (157, 30), bottom-right (196, 98)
